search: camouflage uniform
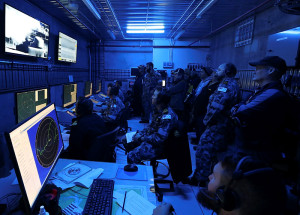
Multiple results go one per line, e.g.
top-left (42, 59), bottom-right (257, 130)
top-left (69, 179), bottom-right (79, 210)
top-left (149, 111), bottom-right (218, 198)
top-left (127, 107), bottom-right (178, 164)
top-left (194, 77), bottom-right (240, 181)
top-left (102, 95), bottom-right (125, 119)
top-left (141, 70), bottom-right (160, 121)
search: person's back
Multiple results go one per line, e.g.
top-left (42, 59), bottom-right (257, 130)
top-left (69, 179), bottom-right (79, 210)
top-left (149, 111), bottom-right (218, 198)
top-left (68, 98), bottom-right (106, 160)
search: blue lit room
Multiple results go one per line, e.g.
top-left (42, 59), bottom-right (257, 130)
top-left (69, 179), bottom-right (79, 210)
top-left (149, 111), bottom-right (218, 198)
top-left (0, 0), bottom-right (300, 214)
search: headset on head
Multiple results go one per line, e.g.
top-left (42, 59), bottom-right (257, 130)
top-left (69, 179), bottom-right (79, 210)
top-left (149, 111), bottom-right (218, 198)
top-left (215, 156), bottom-right (273, 212)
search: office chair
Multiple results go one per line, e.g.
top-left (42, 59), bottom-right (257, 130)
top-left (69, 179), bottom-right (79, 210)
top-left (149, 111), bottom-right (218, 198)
top-left (85, 126), bottom-right (120, 162)
top-left (152, 120), bottom-right (193, 200)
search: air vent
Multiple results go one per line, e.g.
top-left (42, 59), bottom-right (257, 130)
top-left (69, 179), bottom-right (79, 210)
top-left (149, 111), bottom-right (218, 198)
top-left (163, 62), bottom-right (173, 68)
top-left (277, 0), bottom-right (300, 15)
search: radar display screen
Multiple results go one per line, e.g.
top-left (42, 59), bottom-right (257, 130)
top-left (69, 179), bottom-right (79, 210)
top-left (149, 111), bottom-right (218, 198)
top-left (7, 104), bottom-right (63, 210)
top-left (63, 84), bottom-right (77, 107)
top-left (17, 88), bottom-right (48, 123)
top-left (35, 117), bottom-right (59, 167)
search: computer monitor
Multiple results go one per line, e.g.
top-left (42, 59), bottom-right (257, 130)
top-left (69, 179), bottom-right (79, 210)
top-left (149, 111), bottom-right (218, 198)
top-left (6, 104), bottom-right (63, 213)
top-left (63, 83), bottom-right (77, 107)
top-left (130, 68), bottom-right (139, 77)
top-left (16, 88), bottom-right (48, 123)
top-left (95, 80), bottom-right (102, 94)
top-left (84, 81), bottom-right (92, 98)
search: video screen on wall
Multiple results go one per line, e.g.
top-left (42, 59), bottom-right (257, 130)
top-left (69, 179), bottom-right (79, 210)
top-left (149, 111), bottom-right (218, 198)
top-left (58, 32), bottom-right (77, 63)
top-left (5, 4), bottom-right (49, 58)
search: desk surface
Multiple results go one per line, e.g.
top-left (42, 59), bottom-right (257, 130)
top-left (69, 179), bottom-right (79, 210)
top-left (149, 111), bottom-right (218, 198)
top-left (52, 159), bottom-right (156, 207)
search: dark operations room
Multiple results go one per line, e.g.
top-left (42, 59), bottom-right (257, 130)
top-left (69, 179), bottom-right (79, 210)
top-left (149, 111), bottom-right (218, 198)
top-left (0, 0), bottom-right (299, 214)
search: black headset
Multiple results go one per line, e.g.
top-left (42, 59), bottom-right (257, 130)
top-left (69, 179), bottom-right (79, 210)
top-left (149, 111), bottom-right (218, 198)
top-left (214, 156), bottom-right (273, 211)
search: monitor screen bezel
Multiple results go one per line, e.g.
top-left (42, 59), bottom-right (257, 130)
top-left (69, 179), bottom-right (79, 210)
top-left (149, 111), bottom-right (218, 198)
top-left (57, 32), bottom-right (77, 63)
top-left (4, 4), bottom-right (50, 59)
top-left (84, 81), bottom-right (92, 98)
top-left (63, 83), bottom-right (77, 108)
top-left (95, 80), bottom-right (102, 94)
top-left (130, 67), bottom-right (139, 77)
top-left (15, 87), bottom-right (49, 124)
top-left (5, 103), bottom-right (63, 214)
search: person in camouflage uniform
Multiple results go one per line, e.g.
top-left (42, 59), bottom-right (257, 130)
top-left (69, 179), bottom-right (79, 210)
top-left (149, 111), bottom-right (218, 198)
top-left (190, 63), bottom-right (240, 185)
top-left (127, 88), bottom-right (178, 164)
top-left (140, 62), bottom-right (161, 123)
top-left (101, 85), bottom-right (125, 120)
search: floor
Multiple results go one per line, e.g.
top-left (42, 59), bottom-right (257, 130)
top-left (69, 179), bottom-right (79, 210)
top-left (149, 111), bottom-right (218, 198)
top-left (115, 117), bottom-right (213, 215)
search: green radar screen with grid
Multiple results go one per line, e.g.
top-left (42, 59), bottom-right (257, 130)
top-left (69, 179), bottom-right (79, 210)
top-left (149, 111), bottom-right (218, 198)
top-left (35, 117), bottom-right (59, 167)
top-left (17, 89), bottom-right (48, 123)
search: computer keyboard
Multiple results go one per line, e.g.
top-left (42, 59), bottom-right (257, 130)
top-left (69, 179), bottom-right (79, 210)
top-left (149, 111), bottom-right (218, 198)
top-left (83, 179), bottom-right (114, 215)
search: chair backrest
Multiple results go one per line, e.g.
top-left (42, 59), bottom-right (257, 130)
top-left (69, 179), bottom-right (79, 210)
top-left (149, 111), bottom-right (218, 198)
top-left (165, 120), bottom-right (192, 183)
top-left (85, 126), bottom-right (120, 162)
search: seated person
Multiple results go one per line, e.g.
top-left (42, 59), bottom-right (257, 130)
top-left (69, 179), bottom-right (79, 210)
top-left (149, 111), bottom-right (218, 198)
top-left (101, 85), bottom-right (125, 120)
top-left (66, 97), bottom-right (106, 160)
top-left (126, 87), bottom-right (178, 164)
top-left (153, 154), bottom-right (287, 215)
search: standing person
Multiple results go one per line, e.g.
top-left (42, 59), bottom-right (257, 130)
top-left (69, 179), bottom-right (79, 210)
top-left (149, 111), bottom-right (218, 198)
top-left (190, 67), bottom-right (219, 144)
top-left (231, 56), bottom-right (298, 164)
top-left (132, 65), bottom-right (145, 116)
top-left (189, 63), bottom-right (240, 186)
top-left (140, 62), bottom-right (160, 123)
top-left (166, 68), bottom-right (187, 121)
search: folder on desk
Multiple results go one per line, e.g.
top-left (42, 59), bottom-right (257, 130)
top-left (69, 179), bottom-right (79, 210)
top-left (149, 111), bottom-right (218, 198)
top-left (116, 167), bottom-right (147, 181)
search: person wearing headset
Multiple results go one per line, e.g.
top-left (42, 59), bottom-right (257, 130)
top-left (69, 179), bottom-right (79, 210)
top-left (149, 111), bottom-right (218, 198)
top-left (153, 155), bottom-right (287, 215)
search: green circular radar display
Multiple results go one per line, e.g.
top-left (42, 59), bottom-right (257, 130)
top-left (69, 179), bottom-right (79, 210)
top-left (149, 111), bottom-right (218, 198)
top-left (35, 117), bottom-right (59, 167)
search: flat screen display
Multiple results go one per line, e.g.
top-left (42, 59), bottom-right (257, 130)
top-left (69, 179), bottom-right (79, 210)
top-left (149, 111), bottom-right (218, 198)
top-left (7, 104), bottom-right (63, 212)
top-left (17, 88), bottom-right (48, 123)
top-left (58, 32), bottom-right (77, 63)
top-left (96, 80), bottom-right (102, 93)
top-left (130, 68), bottom-right (139, 77)
top-left (63, 84), bottom-right (77, 108)
top-left (84, 81), bottom-right (92, 98)
top-left (5, 4), bottom-right (49, 58)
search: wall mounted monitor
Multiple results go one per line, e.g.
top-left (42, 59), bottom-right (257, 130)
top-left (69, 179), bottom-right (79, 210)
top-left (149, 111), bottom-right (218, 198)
top-left (6, 104), bottom-right (63, 213)
top-left (58, 32), bottom-right (77, 63)
top-left (63, 83), bottom-right (77, 108)
top-left (130, 68), bottom-right (139, 77)
top-left (5, 4), bottom-right (49, 58)
top-left (95, 80), bottom-right (102, 93)
top-left (84, 81), bottom-right (92, 98)
top-left (16, 88), bottom-right (48, 123)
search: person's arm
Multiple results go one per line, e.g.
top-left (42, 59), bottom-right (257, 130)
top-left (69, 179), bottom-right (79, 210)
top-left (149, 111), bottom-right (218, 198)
top-left (203, 80), bottom-right (239, 126)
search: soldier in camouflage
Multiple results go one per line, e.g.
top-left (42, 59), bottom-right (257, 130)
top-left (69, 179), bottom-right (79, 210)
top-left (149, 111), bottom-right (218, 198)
top-left (101, 85), bottom-right (125, 120)
top-left (140, 62), bottom-right (161, 123)
top-left (190, 63), bottom-right (240, 186)
top-left (127, 88), bottom-right (178, 164)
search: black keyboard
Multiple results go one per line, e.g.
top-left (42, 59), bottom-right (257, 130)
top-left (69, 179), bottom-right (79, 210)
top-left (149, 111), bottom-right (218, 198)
top-left (83, 179), bottom-right (114, 215)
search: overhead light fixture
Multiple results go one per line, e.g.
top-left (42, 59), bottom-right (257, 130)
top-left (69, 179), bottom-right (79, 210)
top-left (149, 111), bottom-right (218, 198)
top-left (127, 26), bottom-right (165, 30)
top-left (82, 0), bottom-right (101, 20)
top-left (107, 30), bottom-right (116, 40)
top-left (174, 30), bottom-right (185, 40)
top-left (126, 30), bottom-right (165, 34)
top-left (196, 0), bottom-right (217, 19)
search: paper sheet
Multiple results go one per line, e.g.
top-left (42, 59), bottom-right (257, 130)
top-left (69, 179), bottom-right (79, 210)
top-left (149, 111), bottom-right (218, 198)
top-left (126, 132), bottom-right (136, 143)
top-left (114, 190), bottom-right (156, 215)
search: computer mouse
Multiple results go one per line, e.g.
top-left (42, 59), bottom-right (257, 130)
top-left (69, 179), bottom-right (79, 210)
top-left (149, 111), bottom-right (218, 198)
top-left (124, 164), bottom-right (138, 172)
